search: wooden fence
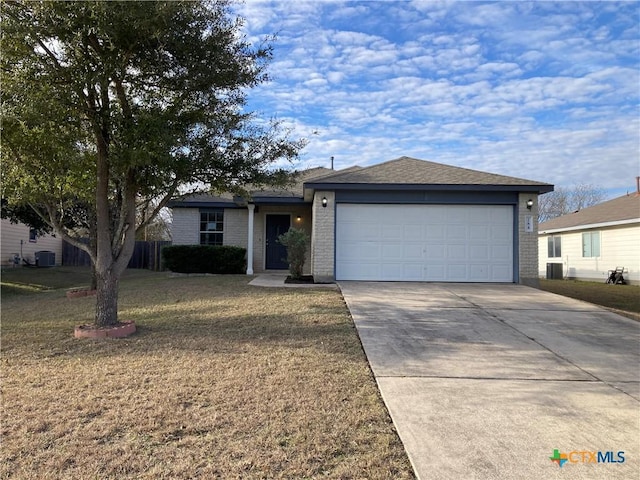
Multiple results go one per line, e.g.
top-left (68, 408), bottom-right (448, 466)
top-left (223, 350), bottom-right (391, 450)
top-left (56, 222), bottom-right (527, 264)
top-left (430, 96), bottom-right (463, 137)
top-left (62, 240), bottom-right (171, 271)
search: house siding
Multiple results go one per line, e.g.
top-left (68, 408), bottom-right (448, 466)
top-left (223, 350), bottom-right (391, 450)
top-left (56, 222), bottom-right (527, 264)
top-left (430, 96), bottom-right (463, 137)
top-left (311, 191), bottom-right (335, 282)
top-left (518, 193), bottom-right (539, 287)
top-left (538, 224), bottom-right (640, 285)
top-left (1, 219), bottom-right (63, 267)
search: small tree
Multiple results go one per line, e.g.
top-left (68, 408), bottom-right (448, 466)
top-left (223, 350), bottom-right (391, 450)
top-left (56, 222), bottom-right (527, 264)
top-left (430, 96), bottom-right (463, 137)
top-left (277, 228), bottom-right (309, 279)
top-left (1, 1), bottom-right (304, 327)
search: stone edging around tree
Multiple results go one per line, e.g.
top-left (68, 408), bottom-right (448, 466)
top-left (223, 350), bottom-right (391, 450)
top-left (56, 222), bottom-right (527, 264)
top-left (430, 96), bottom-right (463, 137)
top-left (74, 321), bottom-right (136, 339)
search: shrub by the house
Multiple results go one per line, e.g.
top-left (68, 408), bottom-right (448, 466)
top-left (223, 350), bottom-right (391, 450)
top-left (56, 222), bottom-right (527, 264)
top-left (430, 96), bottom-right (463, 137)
top-left (162, 245), bottom-right (246, 274)
top-left (277, 228), bottom-right (309, 279)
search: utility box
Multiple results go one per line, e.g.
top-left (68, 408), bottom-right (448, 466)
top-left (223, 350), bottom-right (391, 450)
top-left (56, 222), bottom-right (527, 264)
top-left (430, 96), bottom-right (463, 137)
top-left (546, 263), bottom-right (563, 280)
top-left (35, 251), bottom-right (55, 267)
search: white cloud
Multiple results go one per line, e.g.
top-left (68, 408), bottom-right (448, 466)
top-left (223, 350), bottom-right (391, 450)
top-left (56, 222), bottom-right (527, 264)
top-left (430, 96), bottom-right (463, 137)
top-left (237, 0), bottom-right (639, 191)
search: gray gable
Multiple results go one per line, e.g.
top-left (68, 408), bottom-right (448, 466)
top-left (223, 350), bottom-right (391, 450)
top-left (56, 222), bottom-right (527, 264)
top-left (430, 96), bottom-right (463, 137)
top-left (307, 156), bottom-right (553, 189)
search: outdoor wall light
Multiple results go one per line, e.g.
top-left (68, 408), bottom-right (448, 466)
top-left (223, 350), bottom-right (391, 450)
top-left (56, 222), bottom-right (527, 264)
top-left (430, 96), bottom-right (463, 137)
top-left (526, 199), bottom-right (534, 210)
top-left (296, 215), bottom-right (302, 222)
top-left (322, 197), bottom-right (328, 208)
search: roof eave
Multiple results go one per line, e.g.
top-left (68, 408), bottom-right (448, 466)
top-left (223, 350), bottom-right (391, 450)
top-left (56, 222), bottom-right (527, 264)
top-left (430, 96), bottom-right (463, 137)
top-left (539, 217), bottom-right (640, 234)
top-left (304, 182), bottom-right (554, 193)
top-left (250, 197), bottom-right (308, 205)
top-left (168, 201), bottom-right (239, 209)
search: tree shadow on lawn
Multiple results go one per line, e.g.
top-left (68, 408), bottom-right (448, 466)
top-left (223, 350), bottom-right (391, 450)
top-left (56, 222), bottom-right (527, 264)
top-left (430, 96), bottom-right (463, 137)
top-left (129, 311), bottom-right (362, 358)
top-left (2, 300), bottom-right (363, 364)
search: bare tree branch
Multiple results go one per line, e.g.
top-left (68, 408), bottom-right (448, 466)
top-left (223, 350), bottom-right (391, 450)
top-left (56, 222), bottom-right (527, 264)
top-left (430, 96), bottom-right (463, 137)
top-left (539, 184), bottom-right (605, 222)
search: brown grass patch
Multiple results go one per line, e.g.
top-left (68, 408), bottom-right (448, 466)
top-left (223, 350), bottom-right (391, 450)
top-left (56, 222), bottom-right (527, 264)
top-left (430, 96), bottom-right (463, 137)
top-left (539, 279), bottom-right (640, 319)
top-left (1, 273), bottom-right (414, 479)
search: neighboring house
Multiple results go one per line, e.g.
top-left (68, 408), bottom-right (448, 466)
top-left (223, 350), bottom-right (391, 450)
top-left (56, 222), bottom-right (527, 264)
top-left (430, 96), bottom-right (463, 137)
top-left (1, 218), bottom-right (63, 267)
top-left (169, 156), bottom-right (553, 285)
top-left (538, 193), bottom-right (640, 285)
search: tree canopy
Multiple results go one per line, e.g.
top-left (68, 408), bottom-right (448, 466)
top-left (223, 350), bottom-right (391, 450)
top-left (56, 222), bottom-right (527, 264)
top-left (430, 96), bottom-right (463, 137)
top-left (538, 184), bottom-right (605, 223)
top-left (1, 0), bottom-right (305, 326)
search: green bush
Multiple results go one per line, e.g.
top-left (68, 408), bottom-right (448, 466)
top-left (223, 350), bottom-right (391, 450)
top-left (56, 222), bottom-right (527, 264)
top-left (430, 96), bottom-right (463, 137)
top-left (277, 228), bottom-right (309, 279)
top-left (162, 245), bottom-right (246, 274)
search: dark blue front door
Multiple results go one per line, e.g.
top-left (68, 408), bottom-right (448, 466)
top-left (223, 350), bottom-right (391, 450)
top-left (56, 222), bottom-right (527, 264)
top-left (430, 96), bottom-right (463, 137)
top-left (265, 214), bottom-right (290, 269)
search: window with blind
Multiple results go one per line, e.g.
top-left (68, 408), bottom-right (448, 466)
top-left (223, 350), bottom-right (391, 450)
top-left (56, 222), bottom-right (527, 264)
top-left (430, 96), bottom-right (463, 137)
top-left (200, 209), bottom-right (224, 245)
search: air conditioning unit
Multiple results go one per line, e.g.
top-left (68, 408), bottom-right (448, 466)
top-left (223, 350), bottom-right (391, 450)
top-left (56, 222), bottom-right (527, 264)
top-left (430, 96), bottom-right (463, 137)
top-left (35, 251), bottom-right (55, 267)
top-left (546, 263), bottom-right (563, 280)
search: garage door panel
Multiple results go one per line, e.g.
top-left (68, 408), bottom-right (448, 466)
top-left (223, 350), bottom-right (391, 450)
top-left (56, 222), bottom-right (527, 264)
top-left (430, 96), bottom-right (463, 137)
top-left (403, 264), bottom-right (423, 280)
top-left (360, 224), bottom-right (381, 238)
top-left (472, 208), bottom-right (491, 223)
top-left (491, 225), bottom-right (511, 240)
top-left (469, 225), bottom-right (489, 241)
top-left (447, 208), bottom-right (467, 223)
top-left (425, 244), bottom-right (446, 259)
top-left (424, 207), bottom-right (446, 223)
top-left (447, 264), bottom-right (468, 281)
top-left (337, 243), bottom-right (380, 261)
top-left (425, 264), bottom-right (446, 281)
top-left (339, 223), bottom-right (363, 239)
top-left (469, 245), bottom-right (489, 260)
top-left (404, 225), bottom-right (422, 241)
top-left (447, 225), bottom-right (466, 240)
top-left (491, 245), bottom-right (512, 261)
top-left (382, 225), bottom-right (402, 240)
top-left (336, 204), bottom-right (513, 282)
top-left (404, 244), bottom-right (424, 259)
top-left (337, 262), bottom-right (380, 280)
top-left (359, 244), bottom-right (381, 260)
top-left (382, 244), bottom-right (402, 260)
top-left (381, 264), bottom-right (403, 279)
top-left (447, 244), bottom-right (467, 259)
top-left (469, 265), bottom-right (490, 281)
top-left (425, 225), bottom-right (446, 241)
top-left (490, 266), bottom-right (512, 282)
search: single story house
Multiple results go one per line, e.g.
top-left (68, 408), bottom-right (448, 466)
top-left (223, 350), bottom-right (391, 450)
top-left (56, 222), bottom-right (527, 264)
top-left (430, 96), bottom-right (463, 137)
top-left (538, 192), bottom-right (640, 285)
top-left (1, 218), bottom-right (62, 267)
top-left (170, 156), bottom-right (553, 285)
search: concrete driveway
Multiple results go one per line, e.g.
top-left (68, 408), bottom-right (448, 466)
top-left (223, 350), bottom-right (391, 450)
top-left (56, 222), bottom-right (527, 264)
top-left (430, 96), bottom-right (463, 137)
top-left (339, 282), bottom-right (640, 480)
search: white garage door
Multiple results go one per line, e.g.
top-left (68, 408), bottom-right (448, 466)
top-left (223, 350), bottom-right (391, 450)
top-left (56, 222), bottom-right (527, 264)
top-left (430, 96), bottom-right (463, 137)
top-left (336, 204), bottom-right (513, 282)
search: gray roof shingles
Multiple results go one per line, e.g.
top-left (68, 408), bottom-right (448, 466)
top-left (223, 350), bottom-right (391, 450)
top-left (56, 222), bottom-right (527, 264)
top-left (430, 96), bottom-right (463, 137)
top-left (306, 156), bottom-right (553, 187)
top-left (170, 156), bottom-right (553, 206)
top-left (252, 167), bottom-right (335, 198)
top-left (540, 194), bottom-right (640, 232)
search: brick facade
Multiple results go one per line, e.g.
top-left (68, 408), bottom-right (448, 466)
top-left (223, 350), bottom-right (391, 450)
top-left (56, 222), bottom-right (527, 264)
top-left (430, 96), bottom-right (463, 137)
top-left (172, 192), bottom-right (543, 284)
top-left (223, 209), bottom-right (248, 249)
top-left (171, 205), bottom-right (312, 275)
top-left (518, 193), bottom-right (539, 287)
top-left (310, 191), bottom-right (335, 282)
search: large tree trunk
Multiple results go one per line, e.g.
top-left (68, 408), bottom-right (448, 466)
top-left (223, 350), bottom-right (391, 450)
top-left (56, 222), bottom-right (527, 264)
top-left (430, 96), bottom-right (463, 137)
top-left (95, 267), bottom-right (119, 326)
top-left (94, 159), bottom-right (137, 326)
top-left (93, 228), bottom-right (136, 327)
top-left (93, 220), bottom-right (136, 326)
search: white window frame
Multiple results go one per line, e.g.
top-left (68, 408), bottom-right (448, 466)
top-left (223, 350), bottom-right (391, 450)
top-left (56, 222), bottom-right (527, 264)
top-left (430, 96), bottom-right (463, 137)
top-left (199, 209), bottom-right (224, 245)
top-left (547, 235), bottom-right (562, 258)
top-left (582, 231), bottom-right (600, 258)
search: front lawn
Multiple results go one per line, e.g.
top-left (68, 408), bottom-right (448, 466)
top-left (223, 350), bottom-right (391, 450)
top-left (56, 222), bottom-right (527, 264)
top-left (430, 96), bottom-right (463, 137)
top-left (1, 271), bottom-right (414, 479)
top-left (539, 279), bottom-right (640, 319)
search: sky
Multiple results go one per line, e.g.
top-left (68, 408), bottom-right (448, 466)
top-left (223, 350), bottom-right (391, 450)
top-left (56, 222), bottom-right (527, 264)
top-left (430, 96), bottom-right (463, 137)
top-left (234, 0), bottom-right (640, 198)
